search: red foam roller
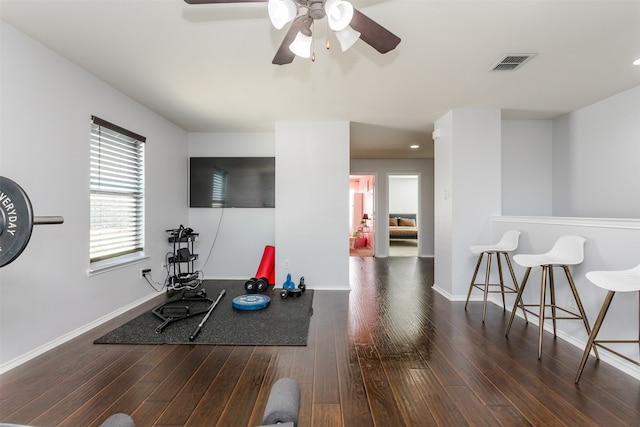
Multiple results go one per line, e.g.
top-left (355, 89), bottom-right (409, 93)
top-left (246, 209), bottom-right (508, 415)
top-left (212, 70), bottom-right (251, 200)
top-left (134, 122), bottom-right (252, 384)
top-left (268, 265), bottom-right (275, 285)
top-left (256, 245), bottom-right (275, 285)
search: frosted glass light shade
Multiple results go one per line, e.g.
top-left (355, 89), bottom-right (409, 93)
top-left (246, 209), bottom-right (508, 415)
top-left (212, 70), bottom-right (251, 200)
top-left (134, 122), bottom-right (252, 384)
top-left (335, 25), bottom-right (360, 51)
top-left (325, 0), bottom-right (354, 31)
top-left (268, 0), bottom-right (297, 30)
top-left (289, 31), bottom-right (312, 58)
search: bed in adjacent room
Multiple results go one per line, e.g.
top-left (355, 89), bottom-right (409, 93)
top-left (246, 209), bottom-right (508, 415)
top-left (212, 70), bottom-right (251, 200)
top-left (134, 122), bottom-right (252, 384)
top-left (389, 213), bottom-right (418, 240)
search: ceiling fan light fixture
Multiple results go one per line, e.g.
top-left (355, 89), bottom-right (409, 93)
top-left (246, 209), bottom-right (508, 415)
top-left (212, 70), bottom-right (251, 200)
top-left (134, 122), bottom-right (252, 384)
top-left (335, 25), bottom-right (360, 51)
top-left (289, 30), bottom-right (313, 58)
top-left (308, 1), bottom-right (326, 19)
top-left (268, 0), bottom-right (297, 30)
top-left (325, 0), bottom-right (354, 31)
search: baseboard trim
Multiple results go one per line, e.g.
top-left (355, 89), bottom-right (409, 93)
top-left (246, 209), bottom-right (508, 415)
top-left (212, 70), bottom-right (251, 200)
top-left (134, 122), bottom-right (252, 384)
top-left (431, 284), bottom-right (453, 300)
top-left (0, 292), bottom-right (160, 375)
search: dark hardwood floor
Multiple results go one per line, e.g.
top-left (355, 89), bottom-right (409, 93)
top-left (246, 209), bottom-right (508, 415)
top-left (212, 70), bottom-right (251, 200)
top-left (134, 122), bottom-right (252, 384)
top-left (1, 257), bottom-right (639, 426)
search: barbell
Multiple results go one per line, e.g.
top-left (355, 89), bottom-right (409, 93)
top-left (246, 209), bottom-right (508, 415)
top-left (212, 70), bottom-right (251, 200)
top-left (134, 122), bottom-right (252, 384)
top-left (0, 176), bottom-right (64, 267)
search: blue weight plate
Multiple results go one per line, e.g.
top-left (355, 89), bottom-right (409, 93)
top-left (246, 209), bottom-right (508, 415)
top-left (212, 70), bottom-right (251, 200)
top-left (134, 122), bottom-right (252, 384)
top-left (232, 294), bottom-right (271, 311)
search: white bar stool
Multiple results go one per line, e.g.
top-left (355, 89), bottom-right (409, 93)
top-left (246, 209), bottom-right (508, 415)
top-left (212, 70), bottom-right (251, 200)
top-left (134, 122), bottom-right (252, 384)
top-left (575, 264), bottom-right (640, 383)
top-left (464, 230), bottom-right (527, 323)
top-left (505, 235), bottom-right (597, 359)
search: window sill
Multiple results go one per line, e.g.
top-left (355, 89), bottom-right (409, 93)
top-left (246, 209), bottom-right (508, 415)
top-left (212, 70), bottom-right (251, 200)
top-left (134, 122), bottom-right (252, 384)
top-left (88, 253), bottom-right (149, 276)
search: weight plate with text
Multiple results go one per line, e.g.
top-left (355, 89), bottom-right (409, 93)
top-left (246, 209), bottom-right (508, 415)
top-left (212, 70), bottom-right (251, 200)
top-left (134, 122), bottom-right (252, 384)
top-left (0, 177), bottom-right (34, 267)
top-left (232, 294), bottom-right (271, 311)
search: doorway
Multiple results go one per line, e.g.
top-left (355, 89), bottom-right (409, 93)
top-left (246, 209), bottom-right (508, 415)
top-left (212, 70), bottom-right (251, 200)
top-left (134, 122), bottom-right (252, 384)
top-left (388, 174), bottom-right (419, 257)
top-left (349, 175), bottom-right (374, 257)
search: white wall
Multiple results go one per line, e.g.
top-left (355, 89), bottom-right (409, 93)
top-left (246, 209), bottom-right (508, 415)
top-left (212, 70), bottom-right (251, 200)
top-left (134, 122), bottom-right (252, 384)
top-left (275, 121), bottom-right (350, 289)
top-left (502, 120), bottom-right (553, 215)
top-left (552, 86), bottom-right (640, 218)
top-left (501, 87), bottom-right (640, 219)
top-left (351, 158), bottom-right (434, 257)
top-left (0, 22), bottom-right (188, 368)
top-left (389, 175), bottom-right (419, 214)
top-left (187, 133), bottom-right (276, 280)
top-left (434, 109), bottom-right (502, 298)
top-left (434, 112), bottom-right (454, 291)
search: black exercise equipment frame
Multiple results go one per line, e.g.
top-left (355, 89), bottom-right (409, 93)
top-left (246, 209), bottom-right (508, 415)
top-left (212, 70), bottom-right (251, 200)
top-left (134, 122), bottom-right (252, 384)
top-left (166, 225), bottom-right (201, 291)
top-left (152, 289), bottom-right (214, 333)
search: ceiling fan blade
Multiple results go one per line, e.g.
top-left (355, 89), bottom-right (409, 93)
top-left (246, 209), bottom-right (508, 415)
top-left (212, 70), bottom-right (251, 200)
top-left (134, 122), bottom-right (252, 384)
top-left (350, 9), bottom-right (401, 54)
top-left (184, 0), bottom-right (266, 4)
top-left (272, 16), bottom-right (311, 65)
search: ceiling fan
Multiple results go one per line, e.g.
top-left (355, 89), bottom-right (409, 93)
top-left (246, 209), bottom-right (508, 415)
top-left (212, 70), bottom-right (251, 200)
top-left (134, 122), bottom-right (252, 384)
top-left (184, 0), bottom-right (401, 65)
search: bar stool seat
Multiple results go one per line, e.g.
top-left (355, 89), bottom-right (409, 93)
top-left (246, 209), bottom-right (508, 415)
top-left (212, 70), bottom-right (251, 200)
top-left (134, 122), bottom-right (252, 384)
top-left (575, 264), bottom-right (640, 383)
top-left (505, 235), bottom-right (597, 359)
top-left (464, 230), bottom-right (526, 323)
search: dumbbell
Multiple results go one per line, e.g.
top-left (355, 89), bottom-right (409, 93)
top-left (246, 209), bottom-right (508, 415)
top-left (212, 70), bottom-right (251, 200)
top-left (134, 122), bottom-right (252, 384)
top-left (280, 275), bottom-right (307, 299)
top-left (245, 276), bottom-right (269, 293)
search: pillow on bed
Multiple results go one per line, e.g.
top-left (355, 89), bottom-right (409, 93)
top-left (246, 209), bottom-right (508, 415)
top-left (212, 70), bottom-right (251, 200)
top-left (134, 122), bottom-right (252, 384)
top-left (389, 217), bottom-right (399, 226)
top-left (399, 217), bottom-right (416, 227)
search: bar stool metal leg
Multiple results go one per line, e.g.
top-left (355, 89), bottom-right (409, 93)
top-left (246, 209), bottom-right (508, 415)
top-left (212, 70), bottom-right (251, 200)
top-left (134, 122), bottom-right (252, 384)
top-left (482, 253), bottom-right (493, 322)
top-left (563, 265), bottom-right (599, 359)
top-left (466, 251), bottom-right (512, 323)
top-left (465, 252), bottom-right (485, 312)
top-left (504, 253), bottom-right (528, 323)
top-left (548, 266), bottom-right (557, 337)
top-left (538, 265), bottom-right (549, 359)
top-left (575, 291), bottom-right (615, 383)
top-left (497, 253), bottom-right (506, 310)
top-left (506, 267), bottom-right (531, 335)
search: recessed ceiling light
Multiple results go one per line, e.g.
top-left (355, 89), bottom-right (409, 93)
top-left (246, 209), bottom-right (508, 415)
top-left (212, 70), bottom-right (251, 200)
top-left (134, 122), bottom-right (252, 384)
top-left (410, 145), bottom-right (419, 149)
top-left (633, 57), bottom-right (640, 66)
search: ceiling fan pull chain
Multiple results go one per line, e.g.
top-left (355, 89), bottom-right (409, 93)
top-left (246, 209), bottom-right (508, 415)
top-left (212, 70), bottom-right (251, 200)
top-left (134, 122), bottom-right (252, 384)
top-left (311, 19), bottom-right (316, 61)
top-left (325, 19), bottom-right (331, 50)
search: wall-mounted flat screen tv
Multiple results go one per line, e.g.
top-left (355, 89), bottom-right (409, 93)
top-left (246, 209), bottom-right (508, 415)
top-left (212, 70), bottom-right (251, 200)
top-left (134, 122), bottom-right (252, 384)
top-left (189, 157), bottom-right (275, 208)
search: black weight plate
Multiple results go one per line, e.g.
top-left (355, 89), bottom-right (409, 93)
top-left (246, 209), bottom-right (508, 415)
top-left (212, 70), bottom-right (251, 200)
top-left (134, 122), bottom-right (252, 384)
top-left (0, 177), bottom-right (34, 267)
top-left (244, 278), bottom-right (257, 292)
top-left (288, 288), bottom-right (303, 297)
top-left (256, 277), bottom-right (269, 292)
top-left (232, 294), bottom-right (271, 311)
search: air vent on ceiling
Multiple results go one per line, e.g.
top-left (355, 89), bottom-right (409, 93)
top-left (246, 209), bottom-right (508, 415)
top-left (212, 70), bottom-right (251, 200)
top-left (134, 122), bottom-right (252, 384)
top-left (490, 54), bottom-right (536, 71)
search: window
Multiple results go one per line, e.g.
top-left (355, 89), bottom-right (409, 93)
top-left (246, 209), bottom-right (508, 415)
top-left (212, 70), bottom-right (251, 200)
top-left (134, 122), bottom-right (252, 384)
top-left (90, 116), bottom-right (145, 265)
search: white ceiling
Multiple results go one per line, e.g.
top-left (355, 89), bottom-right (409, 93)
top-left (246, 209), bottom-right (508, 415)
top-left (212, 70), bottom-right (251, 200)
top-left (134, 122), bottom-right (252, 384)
top-left (1, 0), bottom-right (639, 159)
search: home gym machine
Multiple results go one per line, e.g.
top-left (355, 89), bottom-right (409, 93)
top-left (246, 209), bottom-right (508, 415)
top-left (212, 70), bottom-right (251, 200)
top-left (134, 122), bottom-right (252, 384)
top-left (165, 225), bottom-right (202, 291)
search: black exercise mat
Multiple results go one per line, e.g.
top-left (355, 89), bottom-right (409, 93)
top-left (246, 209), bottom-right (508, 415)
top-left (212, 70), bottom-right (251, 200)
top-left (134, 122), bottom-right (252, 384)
top-left (94, 280), bottom-right (313, 346)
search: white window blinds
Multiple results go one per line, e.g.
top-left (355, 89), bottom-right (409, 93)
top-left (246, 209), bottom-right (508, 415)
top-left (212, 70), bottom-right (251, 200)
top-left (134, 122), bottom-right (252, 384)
top-left (90, 116), bottom-right (145, 263)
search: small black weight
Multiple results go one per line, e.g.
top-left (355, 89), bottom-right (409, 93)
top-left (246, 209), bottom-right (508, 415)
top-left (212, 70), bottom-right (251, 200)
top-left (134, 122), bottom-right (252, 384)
top-left (288, 288), bottom-right (303, 297)
top-left (256, 277), bottom-right (269, 292)
top-left (0, 177), bottom-right (34, 268)
top-left (280, 288), bottom-right (302, 299)
top-left (244, 278), bottom-right (257, 292)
